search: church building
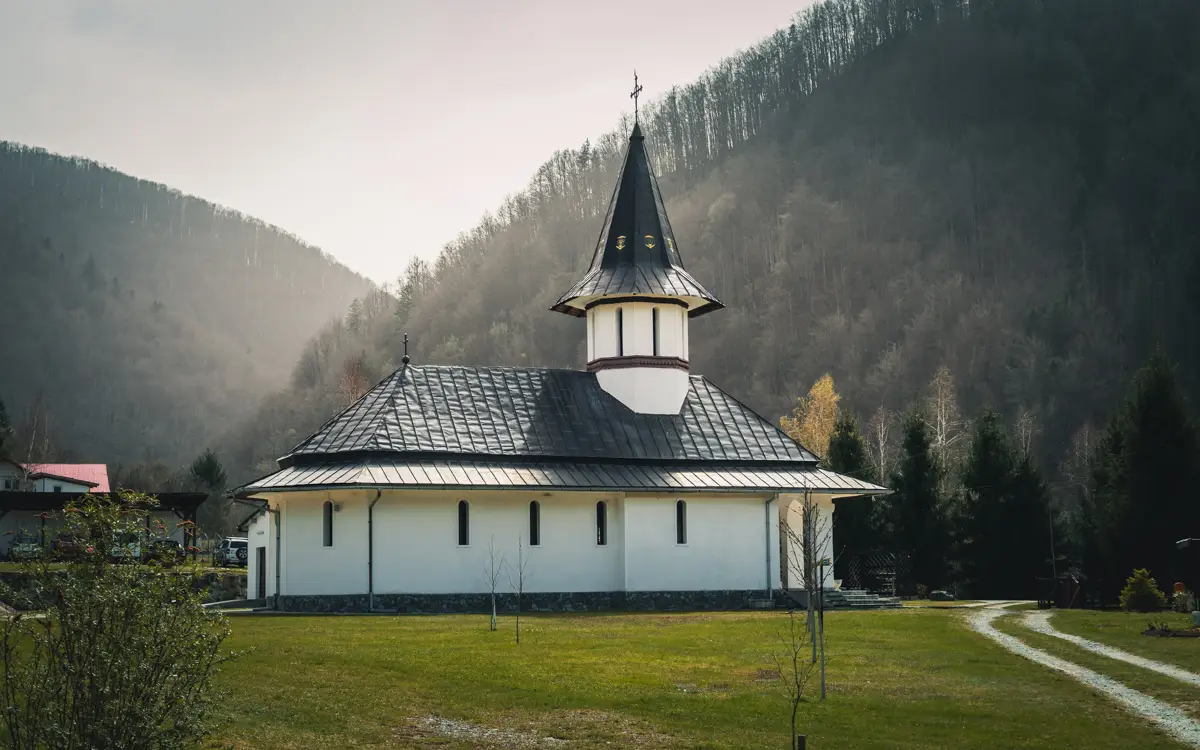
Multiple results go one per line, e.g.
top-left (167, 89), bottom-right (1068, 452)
top-left (235, 116), bottom-right (886, 612)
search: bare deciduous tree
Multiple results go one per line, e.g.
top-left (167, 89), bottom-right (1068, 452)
top-left (482, 535), bottom-right (506, 632)
top-left (773, 608), bottom-right (817, 750)
top-left (781, 491), bottom-right (832, 678)
top-left (866, 404), bottom-right (895, 481)
top-left (1014, 406), bottom-right (1040, 460)
top-left (506, 532), bottom-right (531, 645)
top-left (925, 366), bottom-right (969, 489)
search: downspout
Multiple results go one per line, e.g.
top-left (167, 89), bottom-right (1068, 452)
top-left (765, 494), bottom-right (778, 600)
top-left (367, 489), bottom-right (382, 612)
top-left (269, 506), bottom-right (281, 611)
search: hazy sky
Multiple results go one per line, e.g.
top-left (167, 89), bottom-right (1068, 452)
top-left (1, 1), bottom-right (803, 283)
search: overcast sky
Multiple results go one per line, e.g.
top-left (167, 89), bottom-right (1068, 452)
top-left (1, 1), bottom-right (803, 283)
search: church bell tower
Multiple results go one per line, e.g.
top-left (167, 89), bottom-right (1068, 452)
top-left (551, 87), bottom-right (723, 414)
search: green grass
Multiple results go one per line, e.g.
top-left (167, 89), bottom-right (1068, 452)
top-left (992, 613), bottom-right (1200, 721)
top-left (1049, 610), bottom-right (1200, 673)
top-left (208, 609), bottom-right (1183, 749)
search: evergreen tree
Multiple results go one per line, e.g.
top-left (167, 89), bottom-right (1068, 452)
top-left (827, 412), bottom-right (879, 565)
top-left (886, 410), bottom-right (950, 592)
top-left (1086, 351), bottom-right (1200, 597)
top-left (957, 412), bottom-right (1058, 598)
top-left (0, 398), bottom-right (10, 458)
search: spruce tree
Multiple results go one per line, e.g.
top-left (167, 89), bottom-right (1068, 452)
top-left (886, 409), bottom-right (950, 593)
top-left (958, 412), bottom-right (1058, 598)
top-left (827, 412), bottom-right (879, 565)
top-left (0, 398), bottom-right (10, 459)
top-left (1087, 351), bottom-right (1200, 597)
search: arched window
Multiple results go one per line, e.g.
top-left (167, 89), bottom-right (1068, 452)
top-left (457, 500), bottom-right (470, 546)
top-left (322, 500), bottom-right (333, 547)
top-left (616, 308), bottom-right (624, 356)
top-left (529, 501), bottom-right (541, 546)
top-left (652, 307), bottom-right (660, 356)
top-left (675, 500), bottom-right (687, 545)
top-left (596, 501), bottom-right (608, 546)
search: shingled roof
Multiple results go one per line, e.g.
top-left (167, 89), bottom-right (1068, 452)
top-left (551, 122), bottom-right (723, 318)
top-left (281, 365), bottom-right (817, 468)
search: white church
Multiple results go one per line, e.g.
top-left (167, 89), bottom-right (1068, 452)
top-left (235, 118), bottom-right (886, 612)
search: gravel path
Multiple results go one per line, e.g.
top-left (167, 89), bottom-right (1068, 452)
top-left (968, 605), bottom-right (1200, 748)
top-left (1023, 611), bottom-right (1200, 688)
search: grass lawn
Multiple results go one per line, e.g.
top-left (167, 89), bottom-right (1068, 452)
top-left (208, 609), bottom-right (1181, 749)
top-left (992, 613), bottom-right (1200, 721)
top-left (1048, 610), bottom-right (1200, 673)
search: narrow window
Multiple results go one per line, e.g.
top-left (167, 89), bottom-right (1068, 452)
top-left (457, 500), bottom-right (470, 546)
top-left (616, 308), bottom-right (624, 356)
top-left (675, 500), bottom-right (687, 545)
top-left (652, 307), bottom-right (660, 356)
top-left (596, 501), bottom-right (608, 546)
top-left (322, 500), bottom-right (333, 547)
top-left (53, 484), bottom-right (63, 493)
top-left (529, 501), bottom-right (541, 546)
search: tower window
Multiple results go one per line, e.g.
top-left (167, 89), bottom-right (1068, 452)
top-left (675, 500), bottom-right (687, 545)
top-left (596, 501), bottom-right (608, 546)
top-left (529, 500), bottom-right (541, 546)
top-left (322, 500), bottom-right (333, 547)
top-left (616, 308), bottom-right (624, 356)
top-left (652, 308), bottom-right (660, 355)
top-left (457, 500), bottom-right (470, 546)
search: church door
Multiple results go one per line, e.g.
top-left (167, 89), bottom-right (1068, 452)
top-left (256, 547), bottom-right (267, 599)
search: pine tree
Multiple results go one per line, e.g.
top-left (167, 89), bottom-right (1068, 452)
top-left (886, 410), bottom-right (950, 592)
top-left (1086, 351), bottom-right (1200, 598)
top-left (827, 412), bottom-right (879, 562)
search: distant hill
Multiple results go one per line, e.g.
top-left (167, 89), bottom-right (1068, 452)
top-left (0, 144), bottom-right (372, 465)
top-left (223, 0), bottom-right (1199, 483)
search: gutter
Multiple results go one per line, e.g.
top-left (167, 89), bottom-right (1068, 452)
top-left (367, 489), bottom-right (382, 612)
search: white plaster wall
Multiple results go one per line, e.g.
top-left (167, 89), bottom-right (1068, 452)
top-left (623, 494), bottom-right (775, 592)
top-left (780, 494), bottom-right (836, 590)
top-left (29, 478), bottom-right (91, 493)
top-left (587, 301), bottom-right (687, 360)
top-left (247, 510), bottom-right (272, 599)
top-left (275, 490), bottom-right (371, 596)
top-left (595, 367), bottom-right (690, 414)
top-left (371, 490), bottom-right (623, 594)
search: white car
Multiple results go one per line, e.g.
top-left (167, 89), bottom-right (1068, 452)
top-left (216, 537), bottom-right (248, 567)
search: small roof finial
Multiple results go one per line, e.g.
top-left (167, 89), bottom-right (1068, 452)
top-left (401, 333), bottom-right (410, 365)
top-left (630, 70), bottom-right (644, 124)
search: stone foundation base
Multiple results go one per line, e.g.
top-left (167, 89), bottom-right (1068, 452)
top-left (276, 590), bottom-right (768, 614)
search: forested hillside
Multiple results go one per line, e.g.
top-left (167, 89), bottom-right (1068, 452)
top-left (224, 0), bottom-right (1200, 485)
top-left (0, 146), bottom-right (372, 465)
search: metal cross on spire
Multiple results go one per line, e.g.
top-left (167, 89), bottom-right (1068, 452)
top-left (630, 70), bottom-right (644, 123)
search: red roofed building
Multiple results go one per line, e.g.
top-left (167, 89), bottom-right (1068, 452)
top-left (21, 463), bottom-right (110, 493)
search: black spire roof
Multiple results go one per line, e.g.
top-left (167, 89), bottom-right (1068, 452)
top-left (551, 122), bottom-right (723, 318)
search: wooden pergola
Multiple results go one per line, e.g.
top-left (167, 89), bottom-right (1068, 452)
top-left (0, 491), bottom-right (208, 559)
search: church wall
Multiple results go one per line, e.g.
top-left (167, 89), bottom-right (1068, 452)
top-left (246, 509), bottom-right (271, 600)
top-left (622, 494), bottom-right (774, 592)
top-left (587, 302), bottom-right (686, 361)
top-left (276, 490), bottom-right (371, 596)
top-left (371, 490), bottom-right (623, 595)
top-left (780, 493), bottom-right (837, 591)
